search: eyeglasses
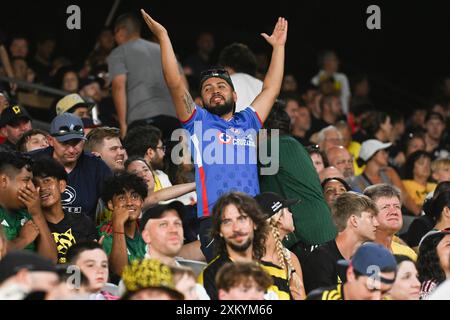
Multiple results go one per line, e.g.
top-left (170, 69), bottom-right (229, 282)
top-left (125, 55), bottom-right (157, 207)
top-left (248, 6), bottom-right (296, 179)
top-left (156, 145), bottom-right (166, 153)
top-left (52, 125), bottom-right (84, 137)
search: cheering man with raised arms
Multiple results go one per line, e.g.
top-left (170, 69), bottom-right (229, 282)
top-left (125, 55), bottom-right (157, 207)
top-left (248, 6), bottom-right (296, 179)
top-left (141, 9), bottom-right (287, 261)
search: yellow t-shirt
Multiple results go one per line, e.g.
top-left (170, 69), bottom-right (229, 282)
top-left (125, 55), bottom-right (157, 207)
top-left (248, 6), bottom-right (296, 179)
top-left (391, 240), bottom-right (417, 261)
top-left (402, 180), bottom-right (437, 206)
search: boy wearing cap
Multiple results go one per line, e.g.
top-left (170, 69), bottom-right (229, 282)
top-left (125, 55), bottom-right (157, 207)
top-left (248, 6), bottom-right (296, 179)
top-left (302, 192), bottom-right (379, 294)
top-left (99, 172), bottom-right (148, 276)
top-left (55, 93), bottom-right (95, 119)
top-left (0, 105), bottom-right (32, 151)
top-left (0, 151), bottom-right (57, 263)
top-left (141, 10), bottom-right (287, 262)
top-left (0, 251), bottom-right (58, 300)
top-left (31, 113), bottom-right (112, 220)
top-left (306, 242), bottom-right (397, 300)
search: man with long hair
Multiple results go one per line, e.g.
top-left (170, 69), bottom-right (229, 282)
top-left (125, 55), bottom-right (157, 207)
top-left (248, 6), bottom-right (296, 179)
top-left (197, 192), bottom-right (268, 300)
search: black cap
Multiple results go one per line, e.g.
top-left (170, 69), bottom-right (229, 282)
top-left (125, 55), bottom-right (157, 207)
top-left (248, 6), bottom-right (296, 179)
top-left (0, 105), bottom-right (31, 128)
top-left (254, 192), bottom-right (300, 218)
top-left (0, 251), bottom-right (57, 284)
top-left (199, 68), bottom-right (235, 91)
top-left (140, 201), bottom-right (185, 230)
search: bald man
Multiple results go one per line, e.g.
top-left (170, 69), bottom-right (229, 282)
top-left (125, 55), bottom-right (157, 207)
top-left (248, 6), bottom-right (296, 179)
top-left (319, 166), bottom-right (344, 182)
top-left (326, 146), bottom-right (355, 178)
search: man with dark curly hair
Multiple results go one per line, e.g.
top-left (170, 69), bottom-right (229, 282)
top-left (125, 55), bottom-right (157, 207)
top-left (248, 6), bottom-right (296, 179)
top-left (99, 172), bottom-right (148, 276)
top-left (198, 192), bottom-right (269, 300)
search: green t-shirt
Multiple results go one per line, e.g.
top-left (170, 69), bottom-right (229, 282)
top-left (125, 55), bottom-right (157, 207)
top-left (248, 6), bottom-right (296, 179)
top-left (101, 222), bottom-right (147, 263)
top-left (0, 206), bottom-right (36, 251)
top-left (259, 135), bottom-right (337, 247)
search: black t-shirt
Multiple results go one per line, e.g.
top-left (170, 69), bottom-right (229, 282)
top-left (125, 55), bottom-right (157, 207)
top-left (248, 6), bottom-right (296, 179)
top-left (31, 147), bottom-right (112, 220)
top-left (400, 215), bottom-right (434, 248)
top-left (306, 283), bottom-right (345, 300)
top-left (47, 213), bottom-right (98, 264)
top-left (302, 240), bottom-right (347, 294)
top-left (200, 254), bottom-right (232, 300)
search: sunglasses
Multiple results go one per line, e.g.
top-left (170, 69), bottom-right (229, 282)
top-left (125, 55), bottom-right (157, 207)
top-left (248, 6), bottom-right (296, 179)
top-left (200, 68), bottom-right (230, 79)
top-left (52, 125), bottom-right (84, 137)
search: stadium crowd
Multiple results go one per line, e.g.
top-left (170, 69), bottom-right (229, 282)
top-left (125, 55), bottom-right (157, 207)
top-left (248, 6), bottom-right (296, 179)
top-left (0, 8), bottom-right (449, 300)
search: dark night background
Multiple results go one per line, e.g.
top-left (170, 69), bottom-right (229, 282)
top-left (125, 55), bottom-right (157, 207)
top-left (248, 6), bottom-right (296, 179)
top-left (1, 0), bottom-right (449, 113)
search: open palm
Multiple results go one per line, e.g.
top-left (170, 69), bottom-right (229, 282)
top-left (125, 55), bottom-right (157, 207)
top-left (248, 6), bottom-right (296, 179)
top-left (261, 17), bottom-right (288, 47)
top-left (140, 9), bottom-right (168, 39)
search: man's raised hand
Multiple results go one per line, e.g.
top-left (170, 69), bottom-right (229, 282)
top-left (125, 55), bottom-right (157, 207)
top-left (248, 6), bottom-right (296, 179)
top-left (140, 9), bottom-right (168, 40)
top-left (261, 17), bottom-right (288, 47)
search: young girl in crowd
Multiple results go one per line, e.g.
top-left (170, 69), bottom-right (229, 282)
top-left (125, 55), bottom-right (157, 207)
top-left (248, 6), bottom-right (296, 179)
top-left (256, 192), bottom-right (306, 300)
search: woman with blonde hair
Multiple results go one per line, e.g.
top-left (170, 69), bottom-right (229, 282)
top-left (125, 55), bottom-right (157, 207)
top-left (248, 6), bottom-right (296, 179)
top-left (255, 192), bottom-right (306, 300)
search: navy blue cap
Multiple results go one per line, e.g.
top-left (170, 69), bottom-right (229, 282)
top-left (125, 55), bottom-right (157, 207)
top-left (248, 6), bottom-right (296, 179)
top-left (50, 113), bottom-right (87, 142)
top-left (338, 242), bottom-right (397, 284)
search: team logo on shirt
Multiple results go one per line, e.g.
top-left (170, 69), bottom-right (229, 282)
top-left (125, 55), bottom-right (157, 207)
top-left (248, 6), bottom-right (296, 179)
top-left (218, 132), bottom-right (233, 144)
top-left (62, 185), bottom-right (82, 214)
top-left (62, 186), bottom-right (77, 205)
top-left (53, 228), bottom-right (77, 264)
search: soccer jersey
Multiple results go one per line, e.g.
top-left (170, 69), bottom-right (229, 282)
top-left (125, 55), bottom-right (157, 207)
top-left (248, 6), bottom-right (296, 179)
top-left (0, 207), bottom-right (35, 251)
top-left (100, 221), bottom-right (147, 263)
top-left (181, 106), bottom-right (263, 218)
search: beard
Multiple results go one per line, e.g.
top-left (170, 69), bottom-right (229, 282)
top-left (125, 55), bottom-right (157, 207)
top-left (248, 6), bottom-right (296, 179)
top-left (204, 99), bottom-right (235, 117)
top-left (225, 235), bottom-right (253, 253)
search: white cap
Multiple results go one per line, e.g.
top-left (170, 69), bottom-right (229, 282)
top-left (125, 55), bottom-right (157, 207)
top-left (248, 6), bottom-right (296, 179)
top-left (359, 139), bottom-right (392, 162)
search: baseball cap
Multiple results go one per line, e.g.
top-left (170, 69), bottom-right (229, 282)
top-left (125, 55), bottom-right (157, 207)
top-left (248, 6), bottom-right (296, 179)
top-left (50, 113), bottom-right (87, 142)
top-left (0, 251), bottom-right (57, 284)
top-left (338, 242), bottom-right (397, 284)
top-left (121, 259), bottom-right (184, 300)
top-left (140, 201), bottom-right (185, 230)
top-left (358, 139), bottom-right (392, 162)
top-left (79, 75), bottom-right (105, 90)
top-left (418, 227), bottom-right (450, 248)
top-left (56, 94), bottom-right (95, 115)
top-left (254, 192), bottom-right (300, 218)
top-left (199, 67), bottom-right (235, 91)
top-left (0, 105), bottom-right (31, 128)
top-left (425, 111), bottom-right (445, 123)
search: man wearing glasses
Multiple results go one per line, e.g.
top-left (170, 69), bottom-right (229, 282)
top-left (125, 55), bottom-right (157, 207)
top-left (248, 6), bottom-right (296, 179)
top-left (141, 10), bottom-right (287, 261)
top-left (31, 113), bottom-right (112, 221)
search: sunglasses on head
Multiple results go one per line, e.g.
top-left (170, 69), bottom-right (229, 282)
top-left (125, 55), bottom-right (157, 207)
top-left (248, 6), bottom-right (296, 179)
top-left (52, 125), bottom-right (84, 137)
top-left (200, 68), bottom-right (230, 79)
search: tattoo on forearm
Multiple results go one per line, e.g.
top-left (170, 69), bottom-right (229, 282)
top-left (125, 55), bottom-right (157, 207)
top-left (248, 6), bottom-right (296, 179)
top-left (183, 90), bottom-right (195, 114)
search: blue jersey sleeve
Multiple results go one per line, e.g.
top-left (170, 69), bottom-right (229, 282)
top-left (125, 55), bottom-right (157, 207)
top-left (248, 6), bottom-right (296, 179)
top-left (180, 105), bottom-right (207, 134)
top-left (234, 107), bottom-right (263, 131)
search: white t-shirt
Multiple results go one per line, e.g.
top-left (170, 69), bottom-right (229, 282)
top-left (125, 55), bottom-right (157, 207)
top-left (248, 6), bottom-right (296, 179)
top-left (231, 73), bottom-right (263, 113)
